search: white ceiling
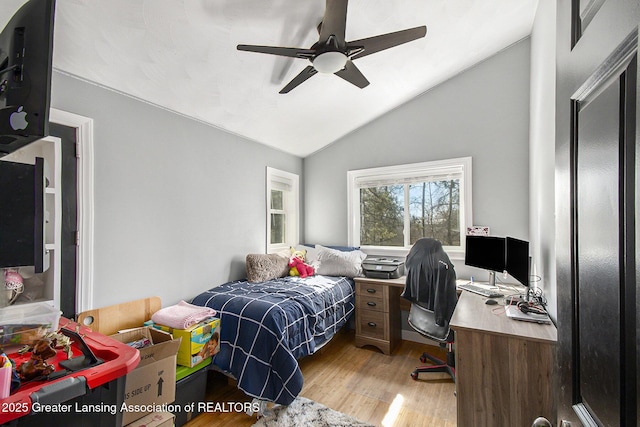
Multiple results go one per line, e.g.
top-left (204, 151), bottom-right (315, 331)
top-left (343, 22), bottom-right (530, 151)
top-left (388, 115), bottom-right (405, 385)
top-left (1, 0), bottom-right (539, 157)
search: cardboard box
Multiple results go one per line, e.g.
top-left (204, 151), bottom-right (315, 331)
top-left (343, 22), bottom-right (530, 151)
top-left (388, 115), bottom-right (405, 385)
top-left (110, 327), bottom-right (181, 425)
top-left (125, 411), bottom-right (175, 427)
top-left (154, 318), bottom-right (220, 368)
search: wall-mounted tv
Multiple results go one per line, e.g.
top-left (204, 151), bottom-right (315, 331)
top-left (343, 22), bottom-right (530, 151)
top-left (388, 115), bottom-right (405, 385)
top-left (0, 0), bottom-right (55, 157)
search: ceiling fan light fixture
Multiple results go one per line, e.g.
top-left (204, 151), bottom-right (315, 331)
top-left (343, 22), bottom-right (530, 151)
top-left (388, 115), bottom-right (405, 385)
top-left (312, 51), bottom-right (348, 74)
top-left (237, 0), bottom-right (427, 93)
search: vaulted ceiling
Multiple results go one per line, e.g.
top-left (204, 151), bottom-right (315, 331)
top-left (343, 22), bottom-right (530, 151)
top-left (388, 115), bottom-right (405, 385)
top-left (1, 0), bottom-right (539, 157)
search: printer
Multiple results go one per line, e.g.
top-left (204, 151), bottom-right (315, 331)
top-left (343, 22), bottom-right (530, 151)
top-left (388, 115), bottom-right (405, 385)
top-left (362, 257), bottom-right (405, 279)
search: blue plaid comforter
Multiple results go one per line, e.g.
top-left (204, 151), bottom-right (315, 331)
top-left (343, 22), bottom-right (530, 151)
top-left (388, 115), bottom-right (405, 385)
top-left (190, 275), bottom-right (355, 405)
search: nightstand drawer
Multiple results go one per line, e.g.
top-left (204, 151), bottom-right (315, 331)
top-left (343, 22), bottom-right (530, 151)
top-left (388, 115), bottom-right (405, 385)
top-left (356, 292), bottom-right (385, 311)
top-left (356, 282), bottom-right (385, 296)
top-left (356, 309), bottom-right (387, 340)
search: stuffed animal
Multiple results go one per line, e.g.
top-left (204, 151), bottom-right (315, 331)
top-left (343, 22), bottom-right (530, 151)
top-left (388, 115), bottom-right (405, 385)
top-left (288, 247), bottom-right (315, 278)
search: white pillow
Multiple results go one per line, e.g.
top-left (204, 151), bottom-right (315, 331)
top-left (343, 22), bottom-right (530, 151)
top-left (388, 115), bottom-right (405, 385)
top-left (315, 245), bottom-right (367, 278)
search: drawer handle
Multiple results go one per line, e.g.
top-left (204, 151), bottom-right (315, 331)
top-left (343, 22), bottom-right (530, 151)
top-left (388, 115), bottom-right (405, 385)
top-left (366, 288), bottom-right (376, 294)
top-left (367, 302), bottom-right (377, 307)
top-left (367, 322), bottom-right (377, 327)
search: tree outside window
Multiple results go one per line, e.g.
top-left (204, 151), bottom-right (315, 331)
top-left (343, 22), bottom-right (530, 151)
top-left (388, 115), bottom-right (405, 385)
top-left (408, 180), bottom-right (460, 246)
top-left (348, 158), bottom-right (471, 256)
top-left (270, 189), bottom-right (285, 244)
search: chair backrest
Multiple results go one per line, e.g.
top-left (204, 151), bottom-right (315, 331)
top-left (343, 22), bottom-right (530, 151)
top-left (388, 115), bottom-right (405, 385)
top-left (403, 238), bottom-right (457, 342)
top-left (408, 302), bottom-right (452, 343)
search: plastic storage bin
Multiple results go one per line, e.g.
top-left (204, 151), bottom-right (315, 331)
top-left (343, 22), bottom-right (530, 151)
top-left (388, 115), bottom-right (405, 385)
top-left (172, 367), bottom-right (209, 427)
top-left (0, 303), bottom-right (61, 347)
top-left (0, 318), bottom-right (139, 427)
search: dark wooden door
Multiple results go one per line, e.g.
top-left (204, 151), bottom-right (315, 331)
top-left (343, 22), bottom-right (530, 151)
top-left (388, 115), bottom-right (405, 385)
top-left (555, 1), bottom-right (639, 426)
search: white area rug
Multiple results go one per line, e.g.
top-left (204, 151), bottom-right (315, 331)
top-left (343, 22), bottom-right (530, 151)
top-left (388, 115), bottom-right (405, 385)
top-left (251, 397), bottom-right (375, 427)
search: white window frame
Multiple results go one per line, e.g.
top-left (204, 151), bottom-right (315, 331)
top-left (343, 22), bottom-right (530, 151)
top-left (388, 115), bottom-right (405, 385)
top-left (347, 157), bottom-right (472, 259)
top-left (266, 167), bottom-right (299, 253)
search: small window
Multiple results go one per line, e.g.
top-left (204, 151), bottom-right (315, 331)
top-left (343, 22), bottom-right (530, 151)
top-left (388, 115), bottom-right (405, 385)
top-left (348, 157), bottom-right (472, 257)
top-left (266, 167), bottom-right (299, 253)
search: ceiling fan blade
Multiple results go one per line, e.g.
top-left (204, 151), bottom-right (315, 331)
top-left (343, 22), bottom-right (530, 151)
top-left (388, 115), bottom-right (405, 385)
top-left (335, 60), bottom-right (369, 89)
top-left (280, 66), bottom-right (318, 93)
top-left (348, 25), bottom-right (427, 60)
top-left (319, 0), bottom-right (348, 47)
top-left (237, 44), bottom-right (315, 59)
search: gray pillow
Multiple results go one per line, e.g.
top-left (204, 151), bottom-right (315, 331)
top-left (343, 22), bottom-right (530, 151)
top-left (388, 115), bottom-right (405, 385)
top-left (245, 253), bottom-right (289, 283)
top-left (315, 245), bottom-right (367, 278)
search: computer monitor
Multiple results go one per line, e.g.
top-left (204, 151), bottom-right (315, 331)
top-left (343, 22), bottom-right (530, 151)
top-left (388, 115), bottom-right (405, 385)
top-left (0, 0), bottom-right (55, 156)
top-left (505, 236), bottom-right (530, 300)
top-left (464, 235), bottom-right (506, 286)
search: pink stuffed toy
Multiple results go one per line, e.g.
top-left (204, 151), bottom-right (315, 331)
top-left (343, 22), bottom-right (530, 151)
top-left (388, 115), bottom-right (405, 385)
top-left (288, 248), bottom-right (315, 278)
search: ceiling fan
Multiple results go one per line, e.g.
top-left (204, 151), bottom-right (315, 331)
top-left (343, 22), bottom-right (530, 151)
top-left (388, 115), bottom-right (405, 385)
top-left (237, 0), bottom-right (427, 94)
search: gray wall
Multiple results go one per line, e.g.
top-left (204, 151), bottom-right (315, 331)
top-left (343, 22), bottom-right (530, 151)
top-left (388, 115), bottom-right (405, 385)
top-left (49, 37), bottom-right (533, 309)
top-left (304, 38), bottom-right (532, 281)
top-left (529, 0), bottom-right (557, 320)
top-left (51, 72), bottom-right (302, 308)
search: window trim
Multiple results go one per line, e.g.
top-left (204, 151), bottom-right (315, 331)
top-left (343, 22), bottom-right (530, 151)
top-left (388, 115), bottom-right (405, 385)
top-left (266, 167), bottom-right (299, 253)
top-left (347, 157), bottom-right (472, 259)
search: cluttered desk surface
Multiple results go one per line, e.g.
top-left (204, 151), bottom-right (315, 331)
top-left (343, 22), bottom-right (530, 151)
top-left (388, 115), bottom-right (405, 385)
top-left (361, 276), bottom-right (527, 294)
top-left (355, 276), bottom-right (513, 290)
top-left (450, 291), bottom-right (557, 343)
top-left (355, 276), bottom-right (557, 342)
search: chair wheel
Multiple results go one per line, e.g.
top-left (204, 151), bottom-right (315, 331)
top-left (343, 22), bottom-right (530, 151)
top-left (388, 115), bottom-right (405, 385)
top-left (420, 355), bottom-right (427, 363)
top-left (411, 371), bottom-right (419, 380)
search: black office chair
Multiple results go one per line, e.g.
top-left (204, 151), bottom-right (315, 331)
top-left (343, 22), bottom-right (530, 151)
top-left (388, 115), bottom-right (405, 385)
top-left (402, 238), bottom-right (458, 381)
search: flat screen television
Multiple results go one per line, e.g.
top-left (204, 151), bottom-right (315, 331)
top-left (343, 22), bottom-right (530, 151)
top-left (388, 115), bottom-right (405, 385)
top-left (0, 157), bottom-right (46, 272)
top-left (0, 0), bottom-right (55, 157)
top-left (464, 235), bottom-right (505, 286)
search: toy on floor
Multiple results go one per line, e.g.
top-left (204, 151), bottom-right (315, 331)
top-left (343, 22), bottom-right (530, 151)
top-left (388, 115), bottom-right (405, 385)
top-left (288, 248), bottom-right (315, 278)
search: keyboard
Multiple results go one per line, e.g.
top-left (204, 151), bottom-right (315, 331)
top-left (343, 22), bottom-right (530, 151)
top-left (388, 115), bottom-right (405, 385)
top-left (458, 283), bottom-right (504, 298)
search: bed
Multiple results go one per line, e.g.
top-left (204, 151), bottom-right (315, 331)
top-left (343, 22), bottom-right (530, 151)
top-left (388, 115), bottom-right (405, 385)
top-left (190, 272), bottom-right (357, 405)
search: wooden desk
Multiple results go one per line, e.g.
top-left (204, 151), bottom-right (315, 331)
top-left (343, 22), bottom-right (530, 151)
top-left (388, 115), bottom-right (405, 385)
top-left (353, 276), bottom-right (405, 354)
top-left (450, 291), bottom-right (557, 427)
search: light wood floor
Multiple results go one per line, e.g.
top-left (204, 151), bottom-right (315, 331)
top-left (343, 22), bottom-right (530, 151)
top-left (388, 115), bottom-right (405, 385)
top-left (184, 329), bottom-right (457, 427)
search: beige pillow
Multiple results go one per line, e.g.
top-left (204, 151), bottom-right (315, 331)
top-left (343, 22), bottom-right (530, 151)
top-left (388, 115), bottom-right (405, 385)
top-left (245, 253), bottom-right (290, 283)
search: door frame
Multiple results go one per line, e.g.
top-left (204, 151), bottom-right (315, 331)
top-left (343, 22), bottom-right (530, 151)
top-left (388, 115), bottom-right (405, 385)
top-left (49, 108), bottom-right (94, 313)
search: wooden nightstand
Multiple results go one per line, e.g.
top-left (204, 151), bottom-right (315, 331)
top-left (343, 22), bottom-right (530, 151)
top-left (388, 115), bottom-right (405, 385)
top-left (353, 276), bottom-right (405, 355)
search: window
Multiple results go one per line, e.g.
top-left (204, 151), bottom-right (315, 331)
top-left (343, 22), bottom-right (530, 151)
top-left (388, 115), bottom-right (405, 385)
top-left (347, 157), bottom-right (472, 257)
top-left (266, 167), bottom-right (299, 253)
